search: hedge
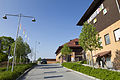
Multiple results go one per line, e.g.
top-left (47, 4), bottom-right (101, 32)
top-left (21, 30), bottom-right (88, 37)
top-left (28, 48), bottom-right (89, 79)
top-left (75, 60), bottom-right (87, 64)
top-left (62, 62), bottom-right (120, 80)
top-left (0, 63), bottom-right (36, 80)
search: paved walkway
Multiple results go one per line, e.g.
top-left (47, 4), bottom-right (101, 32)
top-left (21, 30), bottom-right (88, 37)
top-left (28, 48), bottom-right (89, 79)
top-left (21, 64), bottom-right (97, 80)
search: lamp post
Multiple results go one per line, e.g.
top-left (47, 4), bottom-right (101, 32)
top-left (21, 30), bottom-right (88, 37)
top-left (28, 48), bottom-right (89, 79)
top-left (34, 41), bottom-right (40, 62)
top-left (3, 13), bottom-right (36, 72)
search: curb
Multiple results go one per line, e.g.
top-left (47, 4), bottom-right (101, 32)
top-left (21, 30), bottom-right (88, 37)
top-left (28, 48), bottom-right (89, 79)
top-left (60, 64), bottom-right (100, 80)
top-left (16, 65), bottom-right (36, 80)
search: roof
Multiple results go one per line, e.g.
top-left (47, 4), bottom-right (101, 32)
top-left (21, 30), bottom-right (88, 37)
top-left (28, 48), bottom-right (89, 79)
top-left (55, 38), bottom-right (81, 54)
top-left (94, 51), bottom-right (111, 57)
top-left (77, 0), bottom-right (104, 26)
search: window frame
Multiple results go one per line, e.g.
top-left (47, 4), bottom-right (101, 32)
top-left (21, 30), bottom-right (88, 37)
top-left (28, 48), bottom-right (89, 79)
top-left (113, 28), bottom-right (120, 42)
top-left (75, 42), bottom-right (79, 45)
top-left (104, 34), bottom-right (111, 45)
top-left (116, 0), bottom-right (120, 13)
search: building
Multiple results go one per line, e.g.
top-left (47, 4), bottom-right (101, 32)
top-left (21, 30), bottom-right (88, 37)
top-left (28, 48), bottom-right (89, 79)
top-left (77, 0), bottom-right (120, 68)
top-left (46, 59), bottom-right (56, 64)
top-left (55, 38), bottom-right (85, 63)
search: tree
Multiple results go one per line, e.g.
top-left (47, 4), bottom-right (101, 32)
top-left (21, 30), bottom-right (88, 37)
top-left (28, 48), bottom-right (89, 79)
top-left (61, 44), bottom-right (72, 62)
top-left (79, 22), bottom-right (102, 67)
top-left (24, 42), bottom-right (31, 56)
top-left (0, 36), bottom-right (14, 53)
top-left (37, 57), bottom-right (41, 61)
top-left (0, 36), bottom-right (14, 63)
top-left (11, 36), bottom-right (31, 64)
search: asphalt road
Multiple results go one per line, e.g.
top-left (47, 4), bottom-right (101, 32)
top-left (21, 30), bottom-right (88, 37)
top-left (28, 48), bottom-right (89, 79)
top-left (21, 64), bottom-right (97, 80)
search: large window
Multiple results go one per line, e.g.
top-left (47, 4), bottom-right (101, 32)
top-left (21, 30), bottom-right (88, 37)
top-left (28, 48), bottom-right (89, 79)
top-left (104, 34), bottom-right (110, 45)
top-left (114, 28), bottom-right (120, 41)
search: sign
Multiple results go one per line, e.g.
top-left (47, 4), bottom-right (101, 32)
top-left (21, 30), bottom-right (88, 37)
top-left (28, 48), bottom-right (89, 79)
top-left (103, 8), bottom-right (107, 15)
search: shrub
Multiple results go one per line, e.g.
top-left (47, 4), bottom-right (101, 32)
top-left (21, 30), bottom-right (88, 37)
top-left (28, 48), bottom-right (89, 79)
top-left (62, 62), bottom-right (120, 80)
top-left (76, 60), bottom-right (87, 64)
top-left (0, 63), bottom-right (36, 80)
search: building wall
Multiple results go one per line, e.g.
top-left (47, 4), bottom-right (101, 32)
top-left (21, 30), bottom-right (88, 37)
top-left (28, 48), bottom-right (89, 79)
top-left (56, 51), bottom-right (83, 62)
top-left (87, 20), bottom-right (120, 63)
top-left (56, 52), bottom-right (62, 62)
top-left (89, 0), bottom-right (120, 32)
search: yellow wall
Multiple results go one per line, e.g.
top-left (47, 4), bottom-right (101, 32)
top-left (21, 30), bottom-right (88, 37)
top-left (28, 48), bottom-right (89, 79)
top-left (87, 20), bottom-right (120, 62)
top-left (56, 52), bottom-right (62, 62)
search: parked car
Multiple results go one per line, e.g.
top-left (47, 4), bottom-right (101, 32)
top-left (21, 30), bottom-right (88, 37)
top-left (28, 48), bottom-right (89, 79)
top-left (41, 59), bottom-right (47, 64)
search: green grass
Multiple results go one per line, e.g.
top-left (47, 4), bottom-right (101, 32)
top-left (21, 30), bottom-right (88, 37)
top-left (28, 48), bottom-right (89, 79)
top-left (62, 62), bottom-right (120, 80)
top-left (0, 63), bottom-right (36, 80)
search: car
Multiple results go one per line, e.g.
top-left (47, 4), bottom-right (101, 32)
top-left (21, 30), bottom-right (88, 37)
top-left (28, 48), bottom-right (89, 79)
top-left (41, 59), bottom-right (47, 64)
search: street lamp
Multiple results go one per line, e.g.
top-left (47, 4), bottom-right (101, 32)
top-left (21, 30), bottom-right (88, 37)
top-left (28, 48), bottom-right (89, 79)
top-left (3, 15), bottom-right (7, 19)
top-left (3, 13), bottom-right (36, 72)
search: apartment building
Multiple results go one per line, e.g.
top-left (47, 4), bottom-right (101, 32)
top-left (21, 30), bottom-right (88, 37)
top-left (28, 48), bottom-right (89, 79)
top-left (77, 0), bottom-right (120, 68)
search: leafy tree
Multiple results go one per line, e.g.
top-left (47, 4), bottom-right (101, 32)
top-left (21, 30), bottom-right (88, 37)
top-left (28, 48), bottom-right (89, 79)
top-left (0, 36), bottom-right (14, 63)
top-left (79, 22), bottom-right (102, 67)
top-left (0, 53), bottom-right (7, 62)
top-left (11, 36), bottom-right (31, 63)
top-left (0, 36), bottom-right (14, 53)
top-left (11, 36), bottom-right (25, 57)
top-left (37, 57), bottom-right (41, 61)
top-left (24, 42), bottom-right (31, 56)
top-left (61, 44), bottom-right (72, 62)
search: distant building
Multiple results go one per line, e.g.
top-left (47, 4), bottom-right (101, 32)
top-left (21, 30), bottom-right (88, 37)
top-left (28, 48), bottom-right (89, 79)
top-left (46, 59), bottom-right (56, 64)
top-left (77, 0), bottom-right (120, 68)
top-left (55, 38), bottom-right (86, 63)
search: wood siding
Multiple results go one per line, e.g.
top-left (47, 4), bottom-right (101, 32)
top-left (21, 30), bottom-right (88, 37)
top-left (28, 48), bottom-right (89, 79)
top-left (90, 0), bottom-right (120, 32)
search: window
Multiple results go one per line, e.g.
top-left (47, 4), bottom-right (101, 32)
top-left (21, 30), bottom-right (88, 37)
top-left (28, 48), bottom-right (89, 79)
top-left (114, 28), bottom-right (120, 41)
top-left (104, 34), bottom-right (110, 45)
top-left (75, 42), bottom-right (79, 45)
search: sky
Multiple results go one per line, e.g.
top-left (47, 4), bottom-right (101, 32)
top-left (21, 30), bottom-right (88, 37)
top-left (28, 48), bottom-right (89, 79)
top-left (0, 0), bottom-right (92, 60)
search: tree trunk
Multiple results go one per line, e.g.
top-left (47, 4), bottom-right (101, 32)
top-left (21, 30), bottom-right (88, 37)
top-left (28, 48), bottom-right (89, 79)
top-left (7, 55), bottom-right (9, 71)
top-left (19, 55), bottom-right (21, 64)
top-left (89, 54), bottom-right (90, 65)
top-left (61, 55), bottom-right (63, 64)
top-left (91, 51), bottom-right (94, 68)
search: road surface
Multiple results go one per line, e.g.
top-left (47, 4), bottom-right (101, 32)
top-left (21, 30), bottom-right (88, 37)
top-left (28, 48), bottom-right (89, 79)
top-left (21, 64), bottom-right (96, 80)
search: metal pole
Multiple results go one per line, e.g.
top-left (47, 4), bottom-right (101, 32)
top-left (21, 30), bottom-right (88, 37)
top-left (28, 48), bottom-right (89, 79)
top-left (35, 41), bottom-right (37, 62)
top-left (11, 14), bottom-right (21, 72)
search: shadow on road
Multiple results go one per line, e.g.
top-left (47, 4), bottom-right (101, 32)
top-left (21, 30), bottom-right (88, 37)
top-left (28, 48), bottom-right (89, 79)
top-left (35, 64), bottom-right (63, 69)
top-left (44, 75), bottom-right (63, 79)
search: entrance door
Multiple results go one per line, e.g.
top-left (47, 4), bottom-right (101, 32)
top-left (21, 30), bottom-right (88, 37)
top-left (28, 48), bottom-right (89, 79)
top-left (106, 57), bottom-right (113, 68)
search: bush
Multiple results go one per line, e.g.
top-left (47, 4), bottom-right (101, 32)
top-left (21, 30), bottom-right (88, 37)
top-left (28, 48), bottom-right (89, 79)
top-left (0, 63), bottom-right (36, 80)
top-left (76, 60), bottom-right (87, 64)
top-left (62, 62), bottom-right (120, 80)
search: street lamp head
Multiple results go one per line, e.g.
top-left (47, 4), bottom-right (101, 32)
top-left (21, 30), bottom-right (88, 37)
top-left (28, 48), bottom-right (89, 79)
top-left (3, 16), bottom-right (7, 19)
top-left (32, 18), bottom-right (36, 22)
